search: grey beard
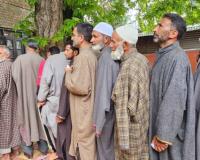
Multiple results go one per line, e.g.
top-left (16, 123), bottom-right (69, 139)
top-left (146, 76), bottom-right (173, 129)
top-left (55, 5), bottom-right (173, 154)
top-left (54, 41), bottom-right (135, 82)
top-left (92, 43), bottom-right (104, 52)
top-left (111, 45), bottom-right (124, 60)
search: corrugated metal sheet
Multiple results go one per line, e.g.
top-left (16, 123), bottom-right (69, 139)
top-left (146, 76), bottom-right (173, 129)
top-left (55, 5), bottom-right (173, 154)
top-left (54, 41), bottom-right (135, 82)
top-left (180, 30), bottom-right (200, 50)
top-left (138, 24), bottom-right (200, 37)
top-left (137, 36), bottom-right (159, 54)
top-left (137, 30), bottom-right (200, 54)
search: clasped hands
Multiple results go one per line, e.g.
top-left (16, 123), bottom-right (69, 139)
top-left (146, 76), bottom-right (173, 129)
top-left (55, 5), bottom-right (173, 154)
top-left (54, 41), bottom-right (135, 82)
top-left (151, 136), bottom-right (169, 152)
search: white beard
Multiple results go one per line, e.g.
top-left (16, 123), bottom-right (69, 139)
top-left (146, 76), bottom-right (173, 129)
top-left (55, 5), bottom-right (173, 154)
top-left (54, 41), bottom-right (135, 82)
top-left (111, 45), bottom-right (124, 60)
top-left (92, 43), bottom-right (104, 52)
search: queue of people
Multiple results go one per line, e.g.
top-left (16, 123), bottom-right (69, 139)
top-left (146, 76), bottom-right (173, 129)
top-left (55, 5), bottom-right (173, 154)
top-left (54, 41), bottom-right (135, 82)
top-left (0, 13), bottom-right (199, 160)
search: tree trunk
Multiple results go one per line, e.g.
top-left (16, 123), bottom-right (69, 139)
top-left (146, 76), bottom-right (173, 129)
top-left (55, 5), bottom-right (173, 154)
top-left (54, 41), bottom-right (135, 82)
top-left (35, 0), bottom-right (63, 38)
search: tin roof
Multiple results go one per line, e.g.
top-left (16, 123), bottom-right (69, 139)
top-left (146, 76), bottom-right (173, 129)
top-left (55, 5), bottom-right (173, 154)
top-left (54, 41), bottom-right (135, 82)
top-left (139, 24), bottom-right (200, 37)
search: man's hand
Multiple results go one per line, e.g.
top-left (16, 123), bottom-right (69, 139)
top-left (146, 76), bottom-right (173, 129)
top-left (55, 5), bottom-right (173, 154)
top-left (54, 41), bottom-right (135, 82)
top-left (151, 136), bottom-right (169, 152)
top-left (65, 65), bottom-right (73, 72)
top-left (92, 124), bottom-right (101, 137)
top-left (56, 116), bottom-right (65, 124)
top-left (95, 131), bottom-right (101, 138)
top-left (37, 101), bottom-right (46, 108)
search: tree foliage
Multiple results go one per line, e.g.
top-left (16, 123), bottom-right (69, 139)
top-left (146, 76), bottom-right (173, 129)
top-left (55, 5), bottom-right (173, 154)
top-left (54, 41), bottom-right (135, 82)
top-left (16, 0), bottom-right (134, 47)
top-left (16, 0), bottom-right (200, 47)
top-left (135, 0), bottom-right (200, 32)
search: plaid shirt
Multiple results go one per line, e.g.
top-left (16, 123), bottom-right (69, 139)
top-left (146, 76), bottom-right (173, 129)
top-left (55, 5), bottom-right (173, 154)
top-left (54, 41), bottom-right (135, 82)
top-left (112, 50), bottom-right (149, 159)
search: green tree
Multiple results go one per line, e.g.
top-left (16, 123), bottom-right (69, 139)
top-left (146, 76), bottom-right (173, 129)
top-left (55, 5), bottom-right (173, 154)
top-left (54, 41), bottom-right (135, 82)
top-left (15, 0), bottom-right (200, 47)
top-left (15, 0), bottom-right (134, 47)
top-left (135, 0), bottom-right (200, 32)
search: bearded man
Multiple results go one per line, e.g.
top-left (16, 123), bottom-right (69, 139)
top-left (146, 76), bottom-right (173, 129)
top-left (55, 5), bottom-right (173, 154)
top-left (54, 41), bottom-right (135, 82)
top-left (91, 22), bottom-right (119, 160)
top-left (111, 24), bottom-right (149, 160)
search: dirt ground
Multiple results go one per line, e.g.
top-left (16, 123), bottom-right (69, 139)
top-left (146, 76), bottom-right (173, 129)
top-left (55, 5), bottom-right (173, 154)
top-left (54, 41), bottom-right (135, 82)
top-left (0, 150), bottom-right (57, 160)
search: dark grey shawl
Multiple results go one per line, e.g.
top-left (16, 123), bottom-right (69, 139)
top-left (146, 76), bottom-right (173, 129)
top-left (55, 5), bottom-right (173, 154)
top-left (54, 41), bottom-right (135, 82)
top-left (149, 42), bottom-right (195, 160)
top-left (194, 62), bottom-right (200, 160)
